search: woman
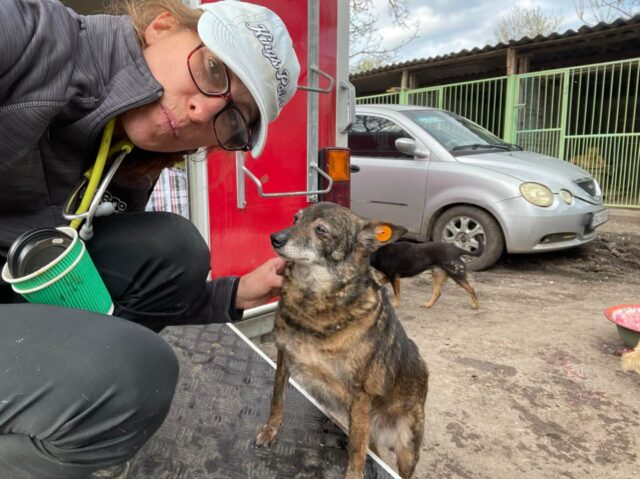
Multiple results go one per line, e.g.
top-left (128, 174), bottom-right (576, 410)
top-left (0, 0), bottom-right (300, 477)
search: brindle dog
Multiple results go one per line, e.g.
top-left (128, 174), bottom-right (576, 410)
top-left (255, 202), bottom-right (429, 479)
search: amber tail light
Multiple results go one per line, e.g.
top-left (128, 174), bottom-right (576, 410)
top-left (318, 147), bottom-right (351, 207)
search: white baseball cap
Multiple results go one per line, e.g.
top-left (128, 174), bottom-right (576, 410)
top-left (197, 1), bottom-right (300, 157)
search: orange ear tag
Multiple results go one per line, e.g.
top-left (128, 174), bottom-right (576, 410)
top-left (375, 225), bottom-right (392, 242)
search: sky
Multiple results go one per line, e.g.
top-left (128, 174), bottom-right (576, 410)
top-left (363, 0), bottom-right (590, 65)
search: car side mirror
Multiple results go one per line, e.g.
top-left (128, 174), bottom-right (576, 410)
top-left (395, 137), bottom-right (430, 159)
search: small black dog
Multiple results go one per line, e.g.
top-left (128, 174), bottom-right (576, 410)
top-left (370, 240), bottom-right (484, 309)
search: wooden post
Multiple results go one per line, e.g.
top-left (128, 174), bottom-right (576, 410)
top-left (518, 55), bottom-right (530, 74)
top-left (506, 47), bottom-right (518, 75)
top-left (400, 69), bottom-right (411, 105)
top-left (401, 69), bottom-right (409, 90)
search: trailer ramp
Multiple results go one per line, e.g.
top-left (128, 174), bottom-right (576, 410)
top-left (129, 323), bottom-right (399, 479)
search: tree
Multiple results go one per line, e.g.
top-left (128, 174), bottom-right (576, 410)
top-left (574, 0), bottom-right (640, 24)
top-left (351, 56), bottom-right (387, 75)
top-left (349, 0), bottom-right (420, 72)
top-left (494, 6), bottom-right (563, 43)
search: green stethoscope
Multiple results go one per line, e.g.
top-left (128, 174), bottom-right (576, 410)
top-left (62, 118), bottom-right (134, 240)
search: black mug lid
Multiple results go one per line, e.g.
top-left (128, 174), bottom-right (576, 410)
top-left (7, 228), bottom-right (73, 278)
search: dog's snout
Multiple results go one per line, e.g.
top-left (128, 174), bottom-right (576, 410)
top-left (270, 231), bottom-right (289, 249)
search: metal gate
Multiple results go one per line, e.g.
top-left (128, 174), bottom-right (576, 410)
top-left (511, 59), bottom-right (640, 208)
top-left (511, 71), bottom-right (565, 159)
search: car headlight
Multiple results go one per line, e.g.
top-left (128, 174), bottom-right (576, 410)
top-left (559, 189), bottom-right (573, 204)
top-left (520, 182), bottom-right (554, 207)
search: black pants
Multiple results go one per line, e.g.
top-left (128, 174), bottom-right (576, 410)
top-left (0, 305), bottom-right (178, 478)
top-left (0, 212), bottom-right (211, 477)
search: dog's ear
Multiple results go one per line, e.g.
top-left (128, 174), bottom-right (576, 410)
top-left (358, 221), bottom-right (408, 251)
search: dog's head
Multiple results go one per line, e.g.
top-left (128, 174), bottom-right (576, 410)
top-left (270, 202), bottom-right (406, 275)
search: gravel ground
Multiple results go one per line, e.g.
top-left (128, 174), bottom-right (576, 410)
top-left (259, 208), bottom-right (640, 479)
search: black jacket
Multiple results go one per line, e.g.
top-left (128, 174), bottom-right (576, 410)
top-left (0, 0), bottom-right (163, 251)
top-left (0, 0), bottom-right (242, 322)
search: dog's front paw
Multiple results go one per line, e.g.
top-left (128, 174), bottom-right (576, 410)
top-left (344, 466), bottom-right (364, 479)
top-left (256, 423), bottom-right (280, 447)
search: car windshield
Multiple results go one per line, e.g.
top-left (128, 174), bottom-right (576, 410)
top-left (402, 110), bottom-right (519, 154)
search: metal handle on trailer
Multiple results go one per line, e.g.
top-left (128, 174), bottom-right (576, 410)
top-left (236, 0), bottom-right (338, 209)
top-left (297, 66), bottom-right (335, 93)
top-left (236, 154), bottom-right (334, 208)
top-left (243, 162), bottom-right (333, 199)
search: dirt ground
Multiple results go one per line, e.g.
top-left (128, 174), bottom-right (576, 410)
top-left (260, 210), bottom-right (640, 479)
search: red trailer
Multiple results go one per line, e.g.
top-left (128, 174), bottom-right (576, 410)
top-left (183, 0), bottom-right (356, 334)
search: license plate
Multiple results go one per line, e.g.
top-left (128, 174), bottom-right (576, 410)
top-left (590, 208), bottom-right (609, 228)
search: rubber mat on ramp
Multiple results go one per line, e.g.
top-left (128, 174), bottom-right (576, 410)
top-left (129, 323), bottom-right (399, 479)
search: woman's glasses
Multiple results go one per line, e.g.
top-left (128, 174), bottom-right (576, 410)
top-left (187, 43), bottom-right (252, 151)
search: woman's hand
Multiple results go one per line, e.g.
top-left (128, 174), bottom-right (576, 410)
top-left (235, 257), bottom-right (286, 310)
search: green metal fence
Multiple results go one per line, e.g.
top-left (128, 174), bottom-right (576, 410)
top-left (356, 58), bottom-right (640, 208)
top-left (356, 91), bottom-right (402, 105)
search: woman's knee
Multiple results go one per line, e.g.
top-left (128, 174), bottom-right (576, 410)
top-left (0, 306), bottom-right (180, 466)
top-left (96, 317), bottom-right (180, 410)
top-left (48, 311), bottom-right (180, 422)
top-left (47, 317), bottom-right (179, 462)
top-left (91, 212), bottom-right (210, 273)
top-left (132, 212), bottom-right (209, 271)
top-left (88, 212), bottom-right (210, 312)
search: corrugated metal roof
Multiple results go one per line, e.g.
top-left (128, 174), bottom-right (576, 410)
top-left (350, 14), bottom-right (640, 79)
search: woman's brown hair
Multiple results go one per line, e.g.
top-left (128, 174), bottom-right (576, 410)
top-left (105, 0), bottom-right (202, 45)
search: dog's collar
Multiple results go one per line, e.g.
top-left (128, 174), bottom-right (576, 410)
top-left (280, 313), bottom-right (351, 338)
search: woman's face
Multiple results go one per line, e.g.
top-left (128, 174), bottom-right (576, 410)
top-left (120, 13), bottom-right (258, 153)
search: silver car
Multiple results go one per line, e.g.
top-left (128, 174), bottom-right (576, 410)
top-left (349, 105), bottom-right (609, 270)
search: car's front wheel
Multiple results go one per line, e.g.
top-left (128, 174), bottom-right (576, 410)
top-left (432, 206), bottom-right (504, 271)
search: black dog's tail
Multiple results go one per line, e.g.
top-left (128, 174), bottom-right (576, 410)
top-left (459, 240), bottom-right (484, 257)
